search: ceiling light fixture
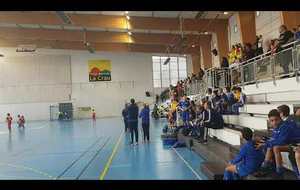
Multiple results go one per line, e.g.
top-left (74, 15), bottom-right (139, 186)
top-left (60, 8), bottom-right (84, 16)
top-left (223, 12), bottom-right (229, 15)
top-left (192, 44), bottom-right (195, 48)
top-left (126, 15), bottom-right (130, 20)
top-left (204, 31), bottom-right (209, 35)
top-left (125, 11), bottom-right (129, 14)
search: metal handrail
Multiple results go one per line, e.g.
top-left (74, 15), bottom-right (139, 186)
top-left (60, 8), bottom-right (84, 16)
top-left (202, 40), bottom-right (300, 89)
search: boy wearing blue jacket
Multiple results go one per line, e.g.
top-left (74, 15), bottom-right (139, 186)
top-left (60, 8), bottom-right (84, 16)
top-left (224, 127), bottom-right (265, 180)
top-left (270, 105), bottom-right (300, 177)
top-left (139, 103), bottom-right (150, 142)
top-left (178, 95), bottom-right (190, 128)
top-left (255, 108), bottom-right (298, 178)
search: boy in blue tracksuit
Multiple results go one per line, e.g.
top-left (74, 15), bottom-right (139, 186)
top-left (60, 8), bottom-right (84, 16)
top-left (255, 108), bottom-right (300, 178)
top-left (232, 87), bottom-right (246, 115)
top-left (139, 103), bottom-right (150, 142)
top-left (224, 127), bottom-right (265, 180)
top-left (178, 95), bottom-right (190, 128)
top-left (225, 86), bottom-right (235, 114)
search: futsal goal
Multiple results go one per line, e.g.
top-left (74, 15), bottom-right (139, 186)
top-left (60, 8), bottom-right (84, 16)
top-left (50, 104), bottom-right (93, 120)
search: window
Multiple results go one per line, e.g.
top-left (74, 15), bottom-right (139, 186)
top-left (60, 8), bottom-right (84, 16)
top-left (233, 24), bottom-right (238, 33)
top-left (152, 56), bottom-right (187, 88)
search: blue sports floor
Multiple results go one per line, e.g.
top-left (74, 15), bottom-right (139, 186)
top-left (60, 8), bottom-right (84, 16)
top-left (0, 118), bottom-right (207, 180)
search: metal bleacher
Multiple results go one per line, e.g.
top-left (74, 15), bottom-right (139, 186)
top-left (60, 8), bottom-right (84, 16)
top-left (183, 41), bottom-right (300, 179)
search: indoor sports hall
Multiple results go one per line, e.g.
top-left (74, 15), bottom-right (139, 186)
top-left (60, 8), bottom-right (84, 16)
top-left (0, 11), bottom-right (300, 180)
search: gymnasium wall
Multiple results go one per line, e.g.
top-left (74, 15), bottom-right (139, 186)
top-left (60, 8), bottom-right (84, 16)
top-left (0, 52), bottom-right (71, 122)
top-left (0, 48), bottom-right (191, 121)
top-left (228, 13), bottom-right (242, 48)
top-left (70, 51), bottom-right (154, 118)
top-left (255, 11), bottom-right (282, 53)
top-left (211, 33), bottom-right (220, 68)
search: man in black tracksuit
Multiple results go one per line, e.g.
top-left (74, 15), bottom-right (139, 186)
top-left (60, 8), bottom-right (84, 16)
top-left (127, 98), bottom-right (139, 145)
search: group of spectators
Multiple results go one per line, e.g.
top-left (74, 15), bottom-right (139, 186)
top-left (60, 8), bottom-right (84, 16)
top-left (226, 24), bottom-right (300, 69)
top-left (166, 85), bottom-right (247, 144)
top-left (226, 35), bottom-right (264, 67)
top-left (158, 68), bottom-right (205, 103)
top-left (166, 83), bottom-right (300, 180)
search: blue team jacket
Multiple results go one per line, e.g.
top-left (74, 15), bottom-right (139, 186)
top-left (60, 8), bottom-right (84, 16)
top-left (226, 92), bottom-right (235, 105)
top-left (265, 120), bottom-right (300, 148)
top-left (127, 104), bottom-right (139, 122)
top-left (178, 100), bottom-right (190, 111)
top-left (230, 140), bottom-right (265, 176)
top-left (122, 108), bottom-right (128, 121)
top-left (139, 107), bottom-right (150, 125)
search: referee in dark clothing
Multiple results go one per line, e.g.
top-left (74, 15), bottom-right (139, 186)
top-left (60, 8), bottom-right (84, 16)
top-left (127, 98), bottom-right (139, 145)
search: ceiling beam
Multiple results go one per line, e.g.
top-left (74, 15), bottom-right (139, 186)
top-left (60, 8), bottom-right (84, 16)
top-left (0, 38), bottom-right (200, 54)
top-left (0, 27), bottom-right (211, 46)
top-left (0, 12), bottom-right (228, 33)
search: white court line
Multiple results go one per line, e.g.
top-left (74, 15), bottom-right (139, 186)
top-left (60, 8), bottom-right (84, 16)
top-left (0, 122), bottom-right (49, 135)
top-left (0, 162), bottom-right (56, 179)
top-left (172, 147), bottom-right (202, 180)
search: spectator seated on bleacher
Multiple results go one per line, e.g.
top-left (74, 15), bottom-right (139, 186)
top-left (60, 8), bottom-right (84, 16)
top-left (212, 89), bottom-right (222, 113)
top-left (255, 108), bottom-right (300, 179)
top-left (205, 88), bottom-right (213, 103)
top-left (198, 100), bottom-right (224, 144)
top-left (232, 87), bottom-right (246, 115)
top-left (224, 86), bottom-right (235, 114)
top-left (218, 88), bottom-right (229, 114)
top-left (177, 95), bottom-right (191, 128)
top-left (290, 107), bottom-right (300, 126)
top-left (224, 127), bottom-right (265, 180)
top-left (275, 105), bottom-right (300, 179)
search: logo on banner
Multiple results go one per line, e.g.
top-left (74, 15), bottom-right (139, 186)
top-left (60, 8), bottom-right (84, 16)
top-left (88, 60), bottom-right (111, 82)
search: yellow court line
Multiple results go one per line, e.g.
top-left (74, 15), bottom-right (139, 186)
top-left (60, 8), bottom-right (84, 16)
top-left (0, 162), bottom-right (56, 180)
top-left (99, 131), bottom-right (124, 180)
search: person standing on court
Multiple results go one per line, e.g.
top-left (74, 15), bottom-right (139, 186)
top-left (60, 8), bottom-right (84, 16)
top-left (122, 103), bottom-right (129, 132)
top-left (139, 103), bottom-right (150, 143)
top-left (127, 98), bottom-right (139, 145)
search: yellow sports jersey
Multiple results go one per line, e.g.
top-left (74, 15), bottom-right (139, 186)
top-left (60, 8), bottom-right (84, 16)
top-left (234, 91), bottom-right (241, 101)
top-left (170, 101), bottom-right (178, 112)
top-left (228, 51), bottom-right (235, 64)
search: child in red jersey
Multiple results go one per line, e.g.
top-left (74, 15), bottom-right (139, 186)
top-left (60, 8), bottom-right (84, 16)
top-left (17, 115), bottom-right (22, 128)
top-left (92, 109), bottom-right (96, 120)
top-left (20, 115), bottom-right (25, 128)
top-left (6, 113), bottom-right (12, 132)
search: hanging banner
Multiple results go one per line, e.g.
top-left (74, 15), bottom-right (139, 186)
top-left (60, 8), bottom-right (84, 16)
top-left (88, 60), bottom-right (112, 82)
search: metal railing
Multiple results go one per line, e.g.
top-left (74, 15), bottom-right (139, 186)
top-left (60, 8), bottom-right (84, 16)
top-left (163, 40), bottom-right (300, 98)
top-left (205, 40), bottom-right (300, 89)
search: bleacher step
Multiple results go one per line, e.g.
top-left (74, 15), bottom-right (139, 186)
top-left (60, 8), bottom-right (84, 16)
top-left (201, 162), bottom-right (225, 180)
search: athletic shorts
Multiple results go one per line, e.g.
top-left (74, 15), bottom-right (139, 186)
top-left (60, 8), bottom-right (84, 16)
top-left (182, 112), bottom-right (189, 122)
top-left (236, 163), bottom-right (251, 177)
top-left (172, 112), bottom-right (177, 121)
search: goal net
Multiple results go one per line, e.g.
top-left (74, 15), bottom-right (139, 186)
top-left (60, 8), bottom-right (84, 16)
top-left (50, 105), bottom-right (93, 120)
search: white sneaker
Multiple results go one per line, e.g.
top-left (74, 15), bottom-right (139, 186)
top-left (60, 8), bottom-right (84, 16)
top-left (135, 142), bottom-right (138, 146)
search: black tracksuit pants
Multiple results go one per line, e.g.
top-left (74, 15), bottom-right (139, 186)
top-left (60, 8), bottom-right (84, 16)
top-left (142, 123), bottom-right (150, 141)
